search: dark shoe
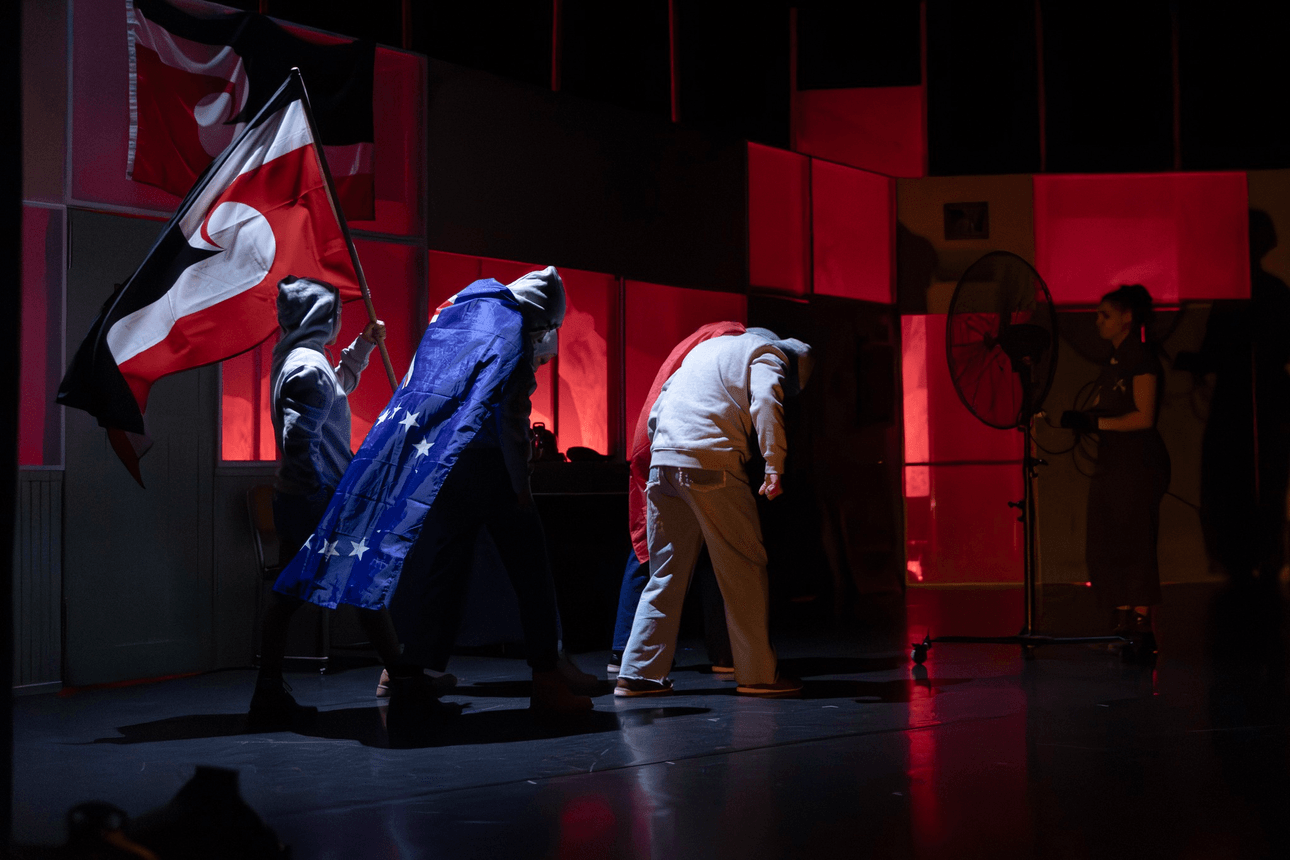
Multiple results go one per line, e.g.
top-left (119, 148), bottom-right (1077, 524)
top-left (247, 681), bottom-right (317, 732)
top-left (607, 651), bottom-right (623, 675)
top-left (386, 673), bottom-right (462, 720)
top-left (385, 673), bottom-right (462, 747)
top-left (557, 650), bottom-right (600, 694)
top-left (710, 663), bottom-right (735, 675)
top-left (532, 670), bottom-right (594, 712)
top-left (736, 675), bottom-right (803, 697)
top-left (613, 676), bottom-right (674, 697)
top-left (376, 668), bottom-right (457, 698)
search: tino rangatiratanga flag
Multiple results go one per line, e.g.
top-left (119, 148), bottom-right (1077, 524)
top-left (126, 0), bottom-right (376, 221)
top-left (58, 70), bottom-right (362, 485)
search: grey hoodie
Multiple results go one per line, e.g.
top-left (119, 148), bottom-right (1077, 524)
top-left (648, 332), bottom-right (810, 477)
top-left (271, 277), bottom-right (375, 497)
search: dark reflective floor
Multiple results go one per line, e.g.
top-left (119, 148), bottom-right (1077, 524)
top-left (13, 580), bottom-right (1290, 859)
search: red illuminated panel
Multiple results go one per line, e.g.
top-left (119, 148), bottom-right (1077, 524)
top-left (348, 47), bottom-right (425, 235)
top-left (747, 143), bottom-right (810, 295)
top-left (1034, 173), bottom-right (1250, 304)
top-left (624, 282), bottom-right (747, 435)
top-left (901, 315), bottom-right (1022, 465)
top-left (557, 268), bottom-right (618, 456)
top-left (793, 87), bottom-right (927, 178)
top-left (427, 252), bottom-right (618, 453)
top-left (811, 160), bottom-right (895, 303)
top-left (905, 464), bottom-right (1023, 584)
top-left (220, 340), bottom-right (275, 462)
top-left (20, 206), bottom-right (62, 466)
top-left (427, 250), bottom-right (484, 308)
top-left (70, 1), bottom-right (425, 237)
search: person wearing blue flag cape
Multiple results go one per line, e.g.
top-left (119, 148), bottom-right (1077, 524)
top-left (272, 266), bottom-right (593, 716)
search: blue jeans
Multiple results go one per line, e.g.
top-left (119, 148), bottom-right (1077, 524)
top-left (612, 550), bottom-right (648, 652)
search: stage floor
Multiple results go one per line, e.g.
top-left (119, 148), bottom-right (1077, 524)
top-left (12, 581), bottom-right (1290, 858)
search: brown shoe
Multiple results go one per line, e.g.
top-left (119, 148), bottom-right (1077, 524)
top-left (613, 676), bottom-right (674, 697)
top-left (531, 670), bottom-right (593, 713)
top-left (736, 675), bottom-right (803, 697)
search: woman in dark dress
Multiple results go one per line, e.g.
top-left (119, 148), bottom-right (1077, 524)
top-left (1062, 285), bottom-right (1171, 654)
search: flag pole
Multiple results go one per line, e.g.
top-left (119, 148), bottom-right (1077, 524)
top-left (289, 68), bottom-right (399, 392)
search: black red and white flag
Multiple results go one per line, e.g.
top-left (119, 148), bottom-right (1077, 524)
top-left (59, 70), bottom-right (362, 485)
top-left (127, 0), bottom-right (376, 220)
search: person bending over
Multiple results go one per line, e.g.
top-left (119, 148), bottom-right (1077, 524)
top-left (616, 329), bottom-right (813, 698)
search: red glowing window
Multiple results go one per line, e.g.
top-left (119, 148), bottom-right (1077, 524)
top-left (1034, 173), bottom-right (1250, 304)
top-left (905, 464), bottom-right (1024, 585)
top-left (793, 86), bottom-right (928, 179)
top-left (555, 268), bottom-right (618, 457)
top-left (220, 340), bottom-right (276, 463)
top-left (747, 142), bottom-right (810, 296)
top-left (220, 240), bottom-right (422, 461)
top-left (20, 205), bottom-right (64, 467)
top-left (812, 160), bottom-right (896, 303)
top-left (427, 252), bottom-right (618, 457)
top-left (624, 281), bottom-right (747, 435)
top-left (902, 314), bottom-right (1024, 586)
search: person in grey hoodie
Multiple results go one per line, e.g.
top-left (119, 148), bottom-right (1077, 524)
top-left (250, 275), bottom-right (415, 730)
top-left (615, 328), bottom-right (814, 697)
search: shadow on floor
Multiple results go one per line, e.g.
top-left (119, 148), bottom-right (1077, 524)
top-left (453, 679), bottom-right (616, 698)
top-left (87, 705), bottom-right (711, 750)
top-left (774, 655), bottom-right (910, 676)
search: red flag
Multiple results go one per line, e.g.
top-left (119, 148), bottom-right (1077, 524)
top-left (127, 0), bottom-right (375, 220)
top-left (59, 71), bottom-right (362, 484)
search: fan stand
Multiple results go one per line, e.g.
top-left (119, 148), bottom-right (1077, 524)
top-left (910, 356), bottom-right (1129, 664)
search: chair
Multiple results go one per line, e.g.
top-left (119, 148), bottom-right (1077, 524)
top-left (246, 484), bottom-right (330, 671)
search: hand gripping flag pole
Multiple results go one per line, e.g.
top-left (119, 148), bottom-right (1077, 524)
top-left (59, 69), bottom-right (392, 485)
top-left (291, 67), bottom-right (398, 392)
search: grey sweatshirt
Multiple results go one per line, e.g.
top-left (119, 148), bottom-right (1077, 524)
top-left (648, 333), bottom-right (790, 476)
top-left (270, 278), bottom-right (374, 497)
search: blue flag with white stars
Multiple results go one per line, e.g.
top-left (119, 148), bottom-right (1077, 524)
top-left (273, 279), bottom-right (526, 609)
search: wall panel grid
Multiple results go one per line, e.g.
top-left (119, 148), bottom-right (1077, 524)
top-left (13, 471), bottom-right (63, 691)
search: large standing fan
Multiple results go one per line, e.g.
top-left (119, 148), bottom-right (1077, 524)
top-left (911, 252), bottom-right (1123, 663)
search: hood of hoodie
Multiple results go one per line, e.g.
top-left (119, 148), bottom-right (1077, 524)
top-left (744, 327), bottom-right (814, 395)
top-left (271, 277), bottom-right (341, 387)
top-left (505, 266), bottom-right (566, 331)
top-left (506, 266), bottom-right (565, 368)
